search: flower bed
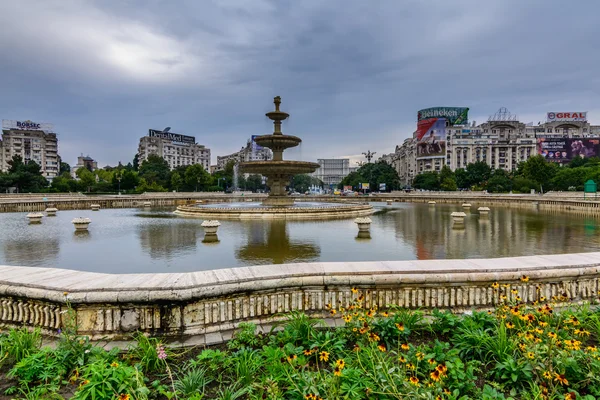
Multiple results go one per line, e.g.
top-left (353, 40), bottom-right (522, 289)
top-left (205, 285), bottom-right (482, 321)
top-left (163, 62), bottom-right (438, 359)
top-left (1, 285), bottom-right (600, 399)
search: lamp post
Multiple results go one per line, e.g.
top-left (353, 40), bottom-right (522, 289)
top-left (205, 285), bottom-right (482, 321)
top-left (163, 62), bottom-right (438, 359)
top-left (116, 173), bottom-right (122, 195)
top-left (362, 150), bottom-right (376, 163)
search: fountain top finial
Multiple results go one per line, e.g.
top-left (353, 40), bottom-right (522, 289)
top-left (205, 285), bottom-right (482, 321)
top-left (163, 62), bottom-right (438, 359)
top-left (274, 96), bottom-right (281, 111)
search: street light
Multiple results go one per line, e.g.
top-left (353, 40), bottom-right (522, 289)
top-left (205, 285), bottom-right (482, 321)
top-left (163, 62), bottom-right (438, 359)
top-left (362, 150), bottom-right (376, 163)
top-left (116, 173), bottom-right (122, 195)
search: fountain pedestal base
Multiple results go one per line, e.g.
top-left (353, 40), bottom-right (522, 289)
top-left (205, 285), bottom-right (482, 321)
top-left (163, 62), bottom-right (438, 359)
top-left (262, 195), bottom-right (295, 207)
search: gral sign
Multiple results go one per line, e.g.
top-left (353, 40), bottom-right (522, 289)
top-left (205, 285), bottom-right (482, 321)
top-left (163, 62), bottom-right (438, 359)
top-left (2, 119), bottom-right (53, 131)
top-left (538, 138), bottom-right (600, 163)
top-left (546, 112), bottom-right (587, 122)
top-left (417, 107), bottom-right (469, 125)
top-left (148, 129), bottom-right (195, 144)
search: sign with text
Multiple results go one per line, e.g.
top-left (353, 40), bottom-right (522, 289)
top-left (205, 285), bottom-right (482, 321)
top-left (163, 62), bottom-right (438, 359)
top-left (546, 112), bottom-right (587, 122)
top-left (379, 183), bottom-right (386, 191)
top-left (417, 107), bottom-right (469, 125)
top-left (2, 119), bottom-right (53, 132)
top-left (361, 183), bottom-right (370, 190)
top-left (538, 138), bottom-right (600, 163)
top-left (148, 129), bottom-right (195, 144)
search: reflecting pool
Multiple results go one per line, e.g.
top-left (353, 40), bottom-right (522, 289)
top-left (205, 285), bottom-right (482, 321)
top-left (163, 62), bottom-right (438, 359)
top-left (0, 202), bottom-right (599, 273)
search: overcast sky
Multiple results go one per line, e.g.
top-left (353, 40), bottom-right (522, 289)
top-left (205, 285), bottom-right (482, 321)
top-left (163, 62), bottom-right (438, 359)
top-left (1, 0), bottom-right (599, 167)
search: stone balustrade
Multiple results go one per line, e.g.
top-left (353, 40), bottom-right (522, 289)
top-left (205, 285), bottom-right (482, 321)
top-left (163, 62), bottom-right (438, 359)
top-left (2, 252), bottom-right (600, 345)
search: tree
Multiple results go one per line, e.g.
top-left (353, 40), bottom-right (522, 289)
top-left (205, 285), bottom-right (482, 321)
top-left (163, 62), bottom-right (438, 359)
top-left (138, 155), bottom-right (170, 188)
top-left (465, 161), bottom-right (492, 188)
top-left (170, 172), bottom-right (183, 192)
top-left (76, 167), bottom-right (96, 192)
top-left (518, 155), bottom-right (558, 192)
top-left (246, 174), bottom-right (266, 192)
top-left (413, 172), bottom-right (440, 191)
top-left (133, 153), bottom-right (140, 171)
top-left (486, 169), bottom-right (512, 193)
top-left (4, 156), bottom-right (49, 192)
top-left (339, 171), bottom-right (365, 190)
top-left (438, 166), bottom-right (456, 191)
top-left (184, 164), bottom-right (211, 191)
top-left (290, 174), bottom-right (323, 193)
top-left (454, 168), bottom-right (469, 189)
top-left (50, 172), bottom-right (78, 192)
top-left (58, 155), bottom-right (71, 175)
top-left (120, 170), bottom-right (140, 191)
top-left (339, 161), bottom-right (400, 191)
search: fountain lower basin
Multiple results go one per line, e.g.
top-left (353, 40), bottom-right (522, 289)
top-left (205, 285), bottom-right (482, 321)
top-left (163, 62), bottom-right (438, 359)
top-left (174, 201), bottom-right (374, 219)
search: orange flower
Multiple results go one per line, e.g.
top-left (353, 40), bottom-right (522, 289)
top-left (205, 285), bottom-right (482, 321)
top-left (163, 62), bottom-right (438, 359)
top-left (430, 370), bottom-right (441, 382)
top-left (118, 395), bottom-right (130, 400)
top-left (554, 372), bottom-right (568, 386)
top-left (401, 343), bottom-right (410, 351)
top-left (377, 344), bottom-right (386, 352)
top-left (409, 376), bottom-right (419, 386)
top-left (395, 322), bottom-right (405, 332)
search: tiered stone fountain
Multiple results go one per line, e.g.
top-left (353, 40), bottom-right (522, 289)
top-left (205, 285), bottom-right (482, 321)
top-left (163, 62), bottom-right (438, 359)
top-left (175, 96), bottom-right (373, 219)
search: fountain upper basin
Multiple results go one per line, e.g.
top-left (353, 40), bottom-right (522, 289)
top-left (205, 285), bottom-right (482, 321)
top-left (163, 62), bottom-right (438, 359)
top-left (240, 160), bottom-right (320, 175)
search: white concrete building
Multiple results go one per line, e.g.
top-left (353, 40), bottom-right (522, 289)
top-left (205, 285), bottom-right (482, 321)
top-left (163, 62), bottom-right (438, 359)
top-left (391, 108), bottom-right (600, 187)
top-left (138, 129), bottom-right (210, 171)
top-left (216, 137), bottom-right (272, 171)
top-left (312, 158), bottom-right (351, 186)
top-left (1, 120), bottom-right (59, 179)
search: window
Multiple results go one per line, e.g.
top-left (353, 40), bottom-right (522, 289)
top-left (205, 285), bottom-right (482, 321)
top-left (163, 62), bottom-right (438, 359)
top-left (547, 128), bottom-right (552, 133)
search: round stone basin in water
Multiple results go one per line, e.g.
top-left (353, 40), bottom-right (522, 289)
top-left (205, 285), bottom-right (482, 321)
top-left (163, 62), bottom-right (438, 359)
top-left (1, 202), bottom-right (600, 274)
top-left (197, 202), bottom-right (354, 209)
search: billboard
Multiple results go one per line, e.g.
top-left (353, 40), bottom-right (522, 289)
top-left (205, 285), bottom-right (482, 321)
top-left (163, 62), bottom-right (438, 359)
top-left (417, 107), bottom-right (469, 125)
top-left (538, 138), bottom-right (600, 163)
top-left (416, 117), bottom-right (447, 158)
top-left (546, 112), bottom-right (587, 122)
top-left (343, 185), bottom-right (353, 191)
top-left (2, 119), bottom-right (54, 132)
top-left (360, 183), bottom-right (370, 190)
top-left (379, 183), bottom-right (386, 191)
top-left (148, 129), bottom-right (195, 144)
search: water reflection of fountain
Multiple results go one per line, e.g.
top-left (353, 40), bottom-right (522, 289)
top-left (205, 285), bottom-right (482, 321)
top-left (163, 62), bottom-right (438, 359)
top-left (138, 223), bottom-right (199, 259)
top-left (236, 220), bottom-right (320, 264)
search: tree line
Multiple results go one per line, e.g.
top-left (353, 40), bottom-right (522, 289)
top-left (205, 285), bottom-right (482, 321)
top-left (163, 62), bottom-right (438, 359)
top-left (0, 154), bottom-right (324, 194)
top-left (412, 155), bottom-right (600, 193)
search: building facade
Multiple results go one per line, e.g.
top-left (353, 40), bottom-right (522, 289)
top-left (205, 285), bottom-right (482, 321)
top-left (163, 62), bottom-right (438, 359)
top-left (71, 154), bottom-right (98, 177)
top-left (1, 120), bottom-right (59, 180)
top-left (311, 158), bottom-right (351, 186)
top-left (391, 108), bottom-right (600, 187)
top-left (216, 137), bottom-right (272, 171)
top-left (138, 129), bottom-right (211, 171)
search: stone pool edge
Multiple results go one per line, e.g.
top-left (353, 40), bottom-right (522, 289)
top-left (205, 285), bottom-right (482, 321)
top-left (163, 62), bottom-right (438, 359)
top-left (2, 252), bottom-right (600, 345)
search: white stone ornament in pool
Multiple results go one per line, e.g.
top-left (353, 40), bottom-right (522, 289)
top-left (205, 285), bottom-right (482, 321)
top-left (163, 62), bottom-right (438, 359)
top-left (91, 204), bottom-right (100, 211)
top-left (462, 203), bottom-right (472, 209)
top-left (201, 220), bottom-right (221, 235)
top-left (195, 200), bottom-right (204, 204)
top-left (72, 217), bottom-right (91, 231)
top-left (355, 217), bottom-right (372, 232)
top-left (478, 207), bottom-right (491, 215)
top-left (451, 211), bottom-right (467, 224)
top-left (26, 213), bottom-right (43, 223)
top-left (45, 207), bottom-right (58, 216)
top-left (428, 201), bottom-right (436, 205)
top-left (386, 200), bottom-right (393, 205)
top-left (143, 201), bottom-right (152, 207)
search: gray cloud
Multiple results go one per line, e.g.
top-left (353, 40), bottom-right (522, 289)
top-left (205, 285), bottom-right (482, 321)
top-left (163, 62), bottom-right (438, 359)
top-left (0, 0), bottom-right (598, 167)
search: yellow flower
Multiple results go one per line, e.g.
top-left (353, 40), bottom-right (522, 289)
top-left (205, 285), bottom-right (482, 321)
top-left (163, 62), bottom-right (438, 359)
top-left (539, 321), bottom-right (548, 327)
top-left (330, 309), bottom-right (337, 316)
top-left (542, 371), bottom-right (552, 380)
top-left (506, 322), bottom-right (515, 329)
top-left (335, 359), bottom-right (345, 368)
top-left (491, 282), bottom-right (500, 289)
top-left (416, 352), bottom-right (425, 360)
top-left (511, 289), bottom-right (519, 295)
top-left (118, 395), bottom-right (131, 400)
top-left (436, 364), bottom-right (448, 376)
top-left (110, 362), bottom-right (119, 368)
top-left (521, 275), bottom-right (529, 283)
top-left (406, 363), bottom-right (416, 370)
top-left (395, 322), bottom-right (405, 332)
top-left (401, 343), bottom-right (410, 351)
top-left (319, 351), bottom-right (329, 362)
top-left (548, 331), bottom-right (557, 339)
top-left (430, 370), bottom-right (441, 382)
top-left (351, 287), bottom-right (358, 294)
top-left (398, 355), bottom-right (406, 363)
top-left (377, 344), bottom-right (386, 352)
top-left (333, 366), bottom-right (342, 377)
top-left (428, 358), bottom-right (437, 365)
top-left (409, 376), bottom-right (419, 386)
top-left (527, 352), bottom-right (534, 359)
top-left (343, 315), bottom-right (352, 323)
top-left (381, 312), bottom-right (389, 317)
top-left (303, 349), bottom-right (314, 356)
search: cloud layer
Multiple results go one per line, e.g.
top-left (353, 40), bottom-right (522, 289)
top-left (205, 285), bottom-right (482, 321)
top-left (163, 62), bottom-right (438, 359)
top-left (1, 0), bottom-right (598, 167)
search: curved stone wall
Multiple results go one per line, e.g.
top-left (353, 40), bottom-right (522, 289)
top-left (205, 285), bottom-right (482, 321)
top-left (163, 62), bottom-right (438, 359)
top-left (2, 252), bottom-right (600, 345)
top-left (174, 203), bottom-right (374, 219)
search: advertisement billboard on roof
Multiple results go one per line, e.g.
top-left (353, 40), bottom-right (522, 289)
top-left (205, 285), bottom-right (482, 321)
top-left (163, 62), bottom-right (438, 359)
top-left (416, 117), bottom-right (447, 158)
top-left (546, 112), bottom-right (587, 122)
top-left (148, 129), bottom-right (195, 144)
top-left (538, 138), bottom-right (600, 163)
top-left (417, 107), bottom-right (469, 125)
